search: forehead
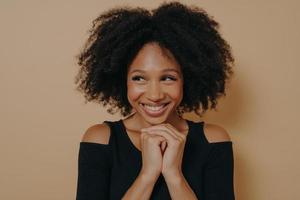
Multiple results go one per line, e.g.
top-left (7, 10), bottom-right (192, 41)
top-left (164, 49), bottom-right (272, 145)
top-left (128, 42), bottom-right (181, 73)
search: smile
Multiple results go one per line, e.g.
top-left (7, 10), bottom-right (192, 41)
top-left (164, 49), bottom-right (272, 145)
top-left (139, 102), bottom-right (170, 117)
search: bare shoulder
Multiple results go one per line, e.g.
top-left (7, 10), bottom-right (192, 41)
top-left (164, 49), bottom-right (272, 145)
top-left (81, 122), bottom-right (111, 144)
top-left (203, 122), bottom-right (232, 143)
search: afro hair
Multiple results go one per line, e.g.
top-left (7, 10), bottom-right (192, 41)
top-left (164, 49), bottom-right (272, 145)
top-left (74, 1), bottom-right (234, 117)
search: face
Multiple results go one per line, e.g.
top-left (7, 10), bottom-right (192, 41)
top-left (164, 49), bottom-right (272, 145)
top-left (127, 42), bottom-right (184, 125)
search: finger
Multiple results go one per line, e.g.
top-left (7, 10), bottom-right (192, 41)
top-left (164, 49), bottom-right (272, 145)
top-left (142, 125), bottom-right (179, 140)
top-left (165, 123), bottom-right (187, 139)
top-left (142, 131), bottom-right (167, 152)
top-left (146, 129), bottom-right (178, 143)
top-left (144, 126), bottom-right (182, 140)
top-left (141, 132), bottom-right (155, 148)
top-left (151, 134), bottom-right (166, 142)
top-left (147, 134), bottom-right (166, 146)
top-left (140, 132), bottom-right (147, 150)
top-left (142, 130), bottom-right (165, 141)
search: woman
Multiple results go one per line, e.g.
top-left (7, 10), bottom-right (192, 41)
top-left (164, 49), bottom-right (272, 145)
top-left (75, 1), bottom-right (235, 199)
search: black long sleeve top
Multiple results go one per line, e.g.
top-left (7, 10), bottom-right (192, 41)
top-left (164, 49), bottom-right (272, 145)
top-left (76, 119), bottom-right (235, 199)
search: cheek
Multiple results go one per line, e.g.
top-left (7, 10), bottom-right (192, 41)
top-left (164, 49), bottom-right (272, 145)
top-left (127, 82), bottom-right (144, 103)
top-left (127, 81), bottom-right (183, 103)
top-left (168, 83), bottom-right (183, 100)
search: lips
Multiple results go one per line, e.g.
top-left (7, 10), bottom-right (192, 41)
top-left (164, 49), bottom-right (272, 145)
top-left (139, 102), bottom-right (170, 117)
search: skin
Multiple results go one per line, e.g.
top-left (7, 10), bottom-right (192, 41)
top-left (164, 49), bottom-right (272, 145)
top-left (122, 42), bottom-right (198, 199)
top-left (81, 41), bottom-right (231, 199)
top-left (126, 42), bottom-right (186, 128)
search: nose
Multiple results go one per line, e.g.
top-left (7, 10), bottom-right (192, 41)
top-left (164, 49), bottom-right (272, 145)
top-left (146, 80), bottom-right (164, 101)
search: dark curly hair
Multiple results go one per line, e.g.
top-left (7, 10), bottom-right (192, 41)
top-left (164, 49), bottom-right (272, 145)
top-left (74, 1), bottom-right (234, 117)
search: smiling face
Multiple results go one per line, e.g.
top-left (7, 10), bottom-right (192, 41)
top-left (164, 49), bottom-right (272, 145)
top-left (127, 42), bottom-right (184, 125)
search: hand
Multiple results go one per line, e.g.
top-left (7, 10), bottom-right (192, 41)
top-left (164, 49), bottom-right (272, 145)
top-left (139, 130), bottom-right (166, 181)
top-left (141, 123), bottom-right (187, 178)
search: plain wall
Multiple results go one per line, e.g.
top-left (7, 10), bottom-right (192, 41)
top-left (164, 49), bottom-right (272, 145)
top-left (0, 0), bottom-right (299, 199)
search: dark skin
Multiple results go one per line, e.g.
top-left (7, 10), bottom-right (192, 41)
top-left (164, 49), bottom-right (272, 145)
top-left (122, 111), bottom-right (189, 152)
top-left (121, 42), bottom-right (199, 199)
top-left (81, 42), bottom-right (231, 200)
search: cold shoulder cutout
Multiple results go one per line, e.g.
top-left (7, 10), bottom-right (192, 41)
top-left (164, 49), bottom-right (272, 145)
top-left (76, 122), bottom-right (114, 200)
top-left (203, 122), bottom-right (232, 143)
top-left (81, 122), bottom-right (111, 145)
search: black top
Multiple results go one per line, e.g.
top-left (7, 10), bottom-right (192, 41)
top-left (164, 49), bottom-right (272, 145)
top-left (76, 119), bottom-right (235, 200)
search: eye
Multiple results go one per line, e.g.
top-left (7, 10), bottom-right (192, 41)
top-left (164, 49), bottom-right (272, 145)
top-left (162, 75), bottom-right (177, 81)
top-left (131, 75), bottom-right (177, 82)
top-left (131, 75), bottom-right (144, 81)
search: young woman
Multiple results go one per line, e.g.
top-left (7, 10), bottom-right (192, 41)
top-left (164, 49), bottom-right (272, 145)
top-left (75, 1), bottom-right (235, 199)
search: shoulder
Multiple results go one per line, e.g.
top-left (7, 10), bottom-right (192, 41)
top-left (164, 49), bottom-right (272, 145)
top-left (203, 122), bottom-right (232, 143)
top-left (81, 122), bottom-right (111, 144)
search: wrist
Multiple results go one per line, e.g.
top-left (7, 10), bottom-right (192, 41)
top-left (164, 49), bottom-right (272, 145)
top-left (163, 170), bottom-right (184, 184)
top-left (139, 170), bottom-right (160, 184)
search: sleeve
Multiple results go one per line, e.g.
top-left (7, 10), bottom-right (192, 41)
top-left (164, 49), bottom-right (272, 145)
top-left (203, 142), bottom-right (235, 200)
top-left (76, 142), bottom-right (112, 200)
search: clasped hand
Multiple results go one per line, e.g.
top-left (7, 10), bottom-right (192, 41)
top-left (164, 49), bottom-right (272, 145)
top-left (140, 123), bottom-right (187, 178)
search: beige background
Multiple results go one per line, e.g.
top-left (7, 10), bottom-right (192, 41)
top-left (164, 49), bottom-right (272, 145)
top-left (0, 0), bottom-right (299, 199)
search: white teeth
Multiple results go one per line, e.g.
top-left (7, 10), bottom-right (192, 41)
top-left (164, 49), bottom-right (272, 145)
top-left (140, 103), bottom-right (167, 111)
top-left (145, 105), bottom-right (164, 111)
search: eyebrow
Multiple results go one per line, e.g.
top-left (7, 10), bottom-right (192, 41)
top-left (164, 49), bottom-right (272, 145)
top-left (130, 68), bottom-right (180, 74)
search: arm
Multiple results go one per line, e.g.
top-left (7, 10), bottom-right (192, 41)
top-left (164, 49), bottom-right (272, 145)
top-left (122, 172), bottom-right (158, 200)
top-left (76, 124), bottom-right (112, 200)
top-left (164, 172), bottom-right (198, 200)
top-left (203, 142), bottom-right (235, 200)
top-left (163, 123), bottom-right (235, 200)
top-left (201, 123), bottom-right (235, 199)
top-left (76, 142), bottom-right (112, 200)
top-left (163, 143), bottom-right (235, 200)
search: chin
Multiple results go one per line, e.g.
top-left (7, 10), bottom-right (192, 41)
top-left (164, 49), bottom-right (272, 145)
top-left (136, 102), bottom-right (177, 124)
top-left (145, 117), bottom-right (167, 125)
